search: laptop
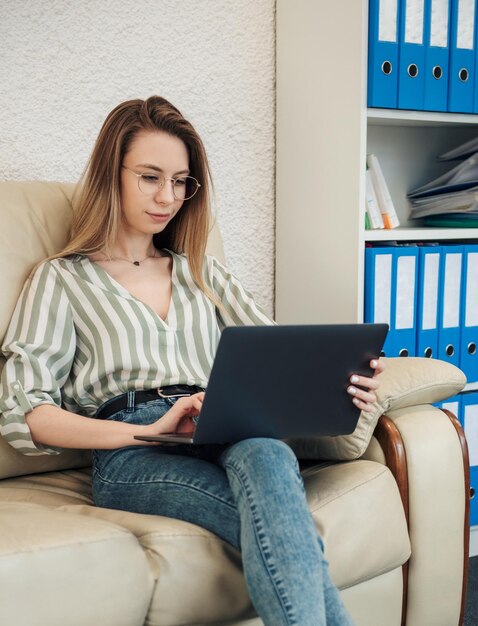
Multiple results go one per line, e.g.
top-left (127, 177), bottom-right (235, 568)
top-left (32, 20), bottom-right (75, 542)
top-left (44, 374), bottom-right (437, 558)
top-left (133, 323), bottom-right (388, 445)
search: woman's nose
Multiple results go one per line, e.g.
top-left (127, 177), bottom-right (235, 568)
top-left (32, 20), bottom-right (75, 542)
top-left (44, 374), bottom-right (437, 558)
top-left (154, 179), bottom-right (175, 203)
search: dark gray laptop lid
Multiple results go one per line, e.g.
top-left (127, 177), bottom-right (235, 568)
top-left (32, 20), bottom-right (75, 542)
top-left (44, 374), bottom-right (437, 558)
top-left (192, 323), bottom-right (388, 444)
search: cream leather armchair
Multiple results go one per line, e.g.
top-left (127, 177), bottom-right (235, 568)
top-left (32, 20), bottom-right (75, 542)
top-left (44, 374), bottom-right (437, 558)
top-left (0, 181), bottom-right (470, 626)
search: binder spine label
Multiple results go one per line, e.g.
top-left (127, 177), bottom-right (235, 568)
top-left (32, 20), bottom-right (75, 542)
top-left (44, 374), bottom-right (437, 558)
top-left (465, 252), bottom-right (478, 326)
top-left (396, 256), bottom-right (416, 329)
top-left (380, 0), bottom-right (399, 41)
top-left (464, 401), bottom-right (478, 466)
top-left (405, 0), bottom-right (425, 43)
top-left (374, 254), bottom-right (393, 323)
top-left (441, 399), bottom-right (460, 415)
top-left (443, 253), bottom-right (462, 327)
top-left (457, 0), bottom-right (475, 49)
top-left (422, 253), bottom-right (440, 329)
top-left (430, 0), bottom-right (450, 47)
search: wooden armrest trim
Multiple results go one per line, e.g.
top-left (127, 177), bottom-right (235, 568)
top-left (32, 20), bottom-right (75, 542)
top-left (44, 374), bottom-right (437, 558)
top-left (376, 410), bottom-right (470, 626)
top-left (374, 415), bottom-right (409, 523)
top-left (374, 415), bottom-right (409, 626)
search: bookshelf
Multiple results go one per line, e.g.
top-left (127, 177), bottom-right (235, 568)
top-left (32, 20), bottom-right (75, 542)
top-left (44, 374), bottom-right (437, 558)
top-left (275, 0), bottom-right (478, 556)
top-left (275, 0), bottom-right (478, 325)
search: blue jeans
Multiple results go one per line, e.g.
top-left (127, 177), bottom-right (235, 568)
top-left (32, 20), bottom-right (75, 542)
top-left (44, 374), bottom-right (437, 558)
top-left (91, 398), bottom-right (354, 626)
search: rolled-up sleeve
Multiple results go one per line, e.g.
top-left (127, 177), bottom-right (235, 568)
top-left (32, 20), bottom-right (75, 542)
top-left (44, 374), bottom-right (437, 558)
top-left (207, 256), bottom-right (276, 327)
top-left (0, 262), bottom-right (75, 455)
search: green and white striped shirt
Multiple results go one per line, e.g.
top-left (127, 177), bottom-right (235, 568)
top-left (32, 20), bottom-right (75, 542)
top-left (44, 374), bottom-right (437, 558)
top-left (0, 251), bottom-right (273, 455)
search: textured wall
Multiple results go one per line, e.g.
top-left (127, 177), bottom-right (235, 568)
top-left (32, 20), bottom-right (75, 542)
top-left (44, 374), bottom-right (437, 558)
top-left (0, 0), bottom-right (275, 315)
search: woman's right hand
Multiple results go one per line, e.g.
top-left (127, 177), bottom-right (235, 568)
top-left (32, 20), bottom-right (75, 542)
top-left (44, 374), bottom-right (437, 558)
top-left (143, 392), bottom-right (205, 437)
top-left (26, 394), bottom-right (205, 451)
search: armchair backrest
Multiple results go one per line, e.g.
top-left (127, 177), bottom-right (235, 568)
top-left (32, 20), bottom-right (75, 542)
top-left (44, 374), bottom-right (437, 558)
top-left (0, 180), bottom-right (225, 479)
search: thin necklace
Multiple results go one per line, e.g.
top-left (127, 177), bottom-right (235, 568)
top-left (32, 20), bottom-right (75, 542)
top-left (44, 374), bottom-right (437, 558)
top-left (105, 249), bottom-right (158, 266)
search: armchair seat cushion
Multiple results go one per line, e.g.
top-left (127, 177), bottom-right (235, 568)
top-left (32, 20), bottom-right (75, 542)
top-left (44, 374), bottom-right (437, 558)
top-left (0, 458), bottom-right (410, 625)
top-left (303, 459), bottom-right (410, 589)
top-left (0, 502), bottom-right (154, 626)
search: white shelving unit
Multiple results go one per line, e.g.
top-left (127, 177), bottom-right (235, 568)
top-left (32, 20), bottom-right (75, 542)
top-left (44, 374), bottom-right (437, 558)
top-left (276, 0), bottom-right (478, 325)
top-left (276, 0), bottom-right (477, 555)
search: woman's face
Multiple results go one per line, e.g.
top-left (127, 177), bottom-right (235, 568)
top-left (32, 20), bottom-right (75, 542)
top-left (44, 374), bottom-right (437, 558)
top-left (120, 130), bottom-right (190, 237)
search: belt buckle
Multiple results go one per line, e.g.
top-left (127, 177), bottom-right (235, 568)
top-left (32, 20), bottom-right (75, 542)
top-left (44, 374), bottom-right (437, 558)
top-left (157, 387), bottom-right (191, 399)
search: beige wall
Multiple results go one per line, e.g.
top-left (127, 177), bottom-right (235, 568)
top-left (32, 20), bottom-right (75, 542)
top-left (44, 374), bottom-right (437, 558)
top-left (0, 0), bottom-right (275, 315)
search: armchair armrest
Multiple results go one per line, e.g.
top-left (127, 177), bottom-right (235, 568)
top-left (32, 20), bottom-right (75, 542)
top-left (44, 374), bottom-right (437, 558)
top-left (363, 359), bottom-right (468, 626)
top-left (374, 357), bottom-right (466, 412)
top-left (289, 357), bottom-right (466, 463)
top-left (369, 404), bottom-right (469, 626)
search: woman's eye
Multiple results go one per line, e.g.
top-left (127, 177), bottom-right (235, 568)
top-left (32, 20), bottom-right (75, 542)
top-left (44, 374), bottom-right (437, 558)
top-left (174, 178), bottom-right (187, 186)
top-left (141, 174), bottom-right (159, 183)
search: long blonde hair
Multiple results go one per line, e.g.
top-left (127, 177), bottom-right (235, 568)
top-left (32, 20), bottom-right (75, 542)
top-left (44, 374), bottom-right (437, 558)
top-left (52, 96), bottom-right (219, 304)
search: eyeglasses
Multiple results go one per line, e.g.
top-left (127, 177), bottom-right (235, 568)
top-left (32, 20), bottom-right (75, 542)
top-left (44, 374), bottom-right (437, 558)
top-left (122, 166), bottom-right (201, 201)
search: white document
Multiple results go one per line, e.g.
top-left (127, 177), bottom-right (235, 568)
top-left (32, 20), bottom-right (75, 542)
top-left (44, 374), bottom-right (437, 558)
top-left (367, 154), bottom-right (400, 228)
top-left (365, 169), bottom-right (385, 229)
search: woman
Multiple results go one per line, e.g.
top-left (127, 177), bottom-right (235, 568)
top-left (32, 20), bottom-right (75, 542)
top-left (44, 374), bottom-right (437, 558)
top-left (0, 96), bottom-right (382, 625)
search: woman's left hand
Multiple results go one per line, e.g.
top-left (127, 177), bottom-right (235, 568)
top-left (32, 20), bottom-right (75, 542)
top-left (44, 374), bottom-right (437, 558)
top-left (347, 358), bottom-right (385, 413)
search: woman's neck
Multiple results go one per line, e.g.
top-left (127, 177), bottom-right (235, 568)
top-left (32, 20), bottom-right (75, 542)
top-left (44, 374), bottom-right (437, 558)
top-left (107, 233), bottom-right (158, 262)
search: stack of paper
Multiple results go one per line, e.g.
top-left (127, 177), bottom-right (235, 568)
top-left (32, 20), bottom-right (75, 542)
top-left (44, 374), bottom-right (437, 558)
top-left (408, 136), bottom-right (478, 227)
top-left (438, 136), bottom-right (478, 161)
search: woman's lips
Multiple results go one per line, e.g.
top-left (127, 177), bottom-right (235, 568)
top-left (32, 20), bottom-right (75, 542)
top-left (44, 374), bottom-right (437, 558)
top-left (147, 212), bottom-right (171, 223)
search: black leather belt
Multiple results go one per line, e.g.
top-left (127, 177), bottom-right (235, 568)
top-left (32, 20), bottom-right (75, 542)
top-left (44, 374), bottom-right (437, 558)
top-left (96, 385), bottom-right (205, 419)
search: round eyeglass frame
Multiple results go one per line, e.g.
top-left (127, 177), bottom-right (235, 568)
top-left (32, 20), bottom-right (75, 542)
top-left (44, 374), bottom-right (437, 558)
top-left (122, 166), bottom-right (201, 201)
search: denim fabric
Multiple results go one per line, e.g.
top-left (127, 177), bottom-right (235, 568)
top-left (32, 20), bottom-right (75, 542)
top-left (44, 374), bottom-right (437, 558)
top-left (92, 398), bottom-right (354, 626)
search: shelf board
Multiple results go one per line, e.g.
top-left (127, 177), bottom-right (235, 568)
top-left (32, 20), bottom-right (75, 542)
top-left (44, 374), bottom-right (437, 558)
top-left (363, 227), bottom-right (478, 242)
top-left (367, 108), bottom-right (478, 127)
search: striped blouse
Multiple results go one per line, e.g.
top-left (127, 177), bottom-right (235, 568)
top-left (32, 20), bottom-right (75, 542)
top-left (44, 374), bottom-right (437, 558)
top-left (0, 251), bottom-right (273, 456)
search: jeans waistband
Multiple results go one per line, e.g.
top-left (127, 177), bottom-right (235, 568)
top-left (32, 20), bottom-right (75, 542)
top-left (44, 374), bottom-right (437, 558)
top-left (96, 385), bottom-right (205, 419)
